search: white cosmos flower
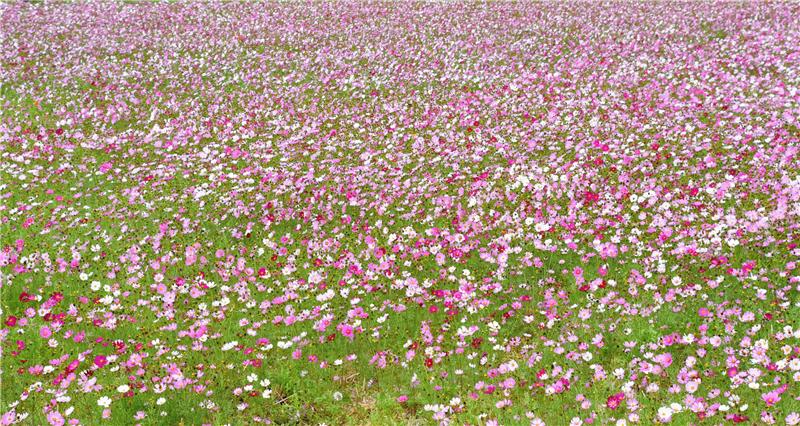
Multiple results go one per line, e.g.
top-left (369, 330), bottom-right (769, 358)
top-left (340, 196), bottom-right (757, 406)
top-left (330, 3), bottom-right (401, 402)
top-left (97, 396), bottom-right (112, 408)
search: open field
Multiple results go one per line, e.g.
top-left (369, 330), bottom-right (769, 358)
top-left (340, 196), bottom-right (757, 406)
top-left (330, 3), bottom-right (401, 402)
top-left (2, 2), bottom-right (800, 425)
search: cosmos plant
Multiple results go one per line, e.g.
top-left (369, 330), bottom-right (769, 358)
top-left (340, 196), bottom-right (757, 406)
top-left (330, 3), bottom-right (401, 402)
top-left (1, 1), bottom-right (800, 425)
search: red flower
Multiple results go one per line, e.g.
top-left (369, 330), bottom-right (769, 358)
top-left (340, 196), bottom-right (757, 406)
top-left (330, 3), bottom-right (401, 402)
top-left (729, 414), bottom-right (748, 423)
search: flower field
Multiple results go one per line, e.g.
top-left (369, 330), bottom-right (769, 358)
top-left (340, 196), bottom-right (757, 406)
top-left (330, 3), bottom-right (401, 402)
top-left (2, 2), bottom-right (800, 425)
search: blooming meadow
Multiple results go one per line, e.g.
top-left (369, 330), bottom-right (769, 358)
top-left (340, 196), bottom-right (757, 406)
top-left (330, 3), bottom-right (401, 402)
top-left (2, 1), bottom-right (800, 425)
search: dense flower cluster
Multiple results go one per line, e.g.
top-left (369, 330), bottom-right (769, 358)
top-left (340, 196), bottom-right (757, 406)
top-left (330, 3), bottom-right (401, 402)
top-left (2, 2), bottom-right (800, 425)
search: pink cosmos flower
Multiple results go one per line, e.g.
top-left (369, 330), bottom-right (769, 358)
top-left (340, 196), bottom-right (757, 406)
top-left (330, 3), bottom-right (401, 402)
top-left (606, 392), bottom-right (624, 410)
top-left (94, 355), bottom-right (108, 368)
